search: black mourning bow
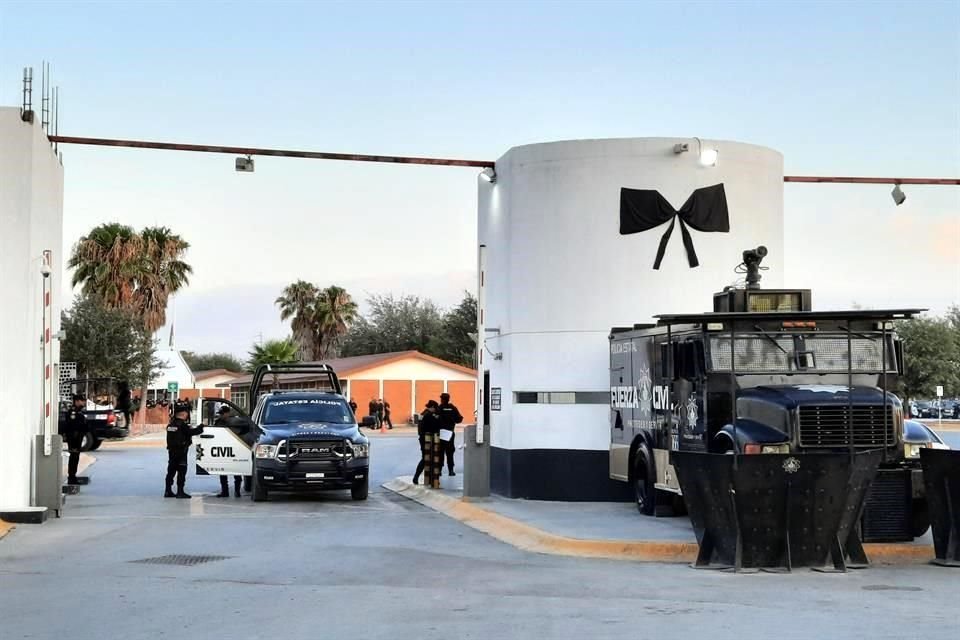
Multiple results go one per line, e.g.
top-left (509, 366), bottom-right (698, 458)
top-left (619, 183), bottom-right (730, 269)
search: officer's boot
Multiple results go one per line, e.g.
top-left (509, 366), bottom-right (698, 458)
top-left (234, 478), bottom-right (242, 498)
top-left (164, 482), bottom-right (175, 498)
top-left (217, 476), bottom-right (230, 498)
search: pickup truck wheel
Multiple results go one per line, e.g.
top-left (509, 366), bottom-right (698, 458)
top-left (633, 445), bottom-right (655, 516)
top-left (911, 499), bottom-right (930, 538)
top-left (80, 432), bottom-right (100, 452)
top-left (87, 438), bottom-right (103, 452)
top-left (351, 476), bottom-right (369, 501)
top-left (251, 465), bottom-right (268, 502)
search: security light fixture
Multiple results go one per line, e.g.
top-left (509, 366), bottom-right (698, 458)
top-left (480, 167), bottom-right (496, 183)
top-left (694, 137), bottom-right (718, 167)
top-left (235, 155), bottom-right (254, 172)
top-left (891, 183), bottom-right (906, 206)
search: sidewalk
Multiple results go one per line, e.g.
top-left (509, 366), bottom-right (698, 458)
top-left (383, 477), bottom-right (935, 565)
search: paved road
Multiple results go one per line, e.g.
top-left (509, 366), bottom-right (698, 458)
top-left (1, 436), bottom-right (956, 640)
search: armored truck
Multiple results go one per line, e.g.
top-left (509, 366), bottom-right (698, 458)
top-left (609, 247), bottom-right (934, 540)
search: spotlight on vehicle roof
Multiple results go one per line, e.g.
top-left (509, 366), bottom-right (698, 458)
top-left (479, 167), bottom-right (496, 183)
top-left (891, 183), bottom-right (906, 206)
top-left (235, 155), bottom-right (255, 173)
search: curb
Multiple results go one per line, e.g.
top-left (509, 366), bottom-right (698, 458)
top-left (383, 478), bottom-right (935, 565)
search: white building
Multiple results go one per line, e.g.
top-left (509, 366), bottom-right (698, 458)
top-left (478, 138), bottom-right (784, 500)
top-left (148, 348), bottom-right (196, 398)
top-left (0, 108), bottom-right (65, 518)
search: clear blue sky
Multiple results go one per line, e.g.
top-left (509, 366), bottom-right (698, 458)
top-left (1, 1), bottom-right (958, 356)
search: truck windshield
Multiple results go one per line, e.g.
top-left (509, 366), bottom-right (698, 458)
top-left (708, 333), bottom-right (896, 374)
top-left (262, 398), bottom-right (354, 425)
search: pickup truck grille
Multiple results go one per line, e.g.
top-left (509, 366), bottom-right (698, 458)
top-left (798, 405), bottom-right (896, 448)
top-left (288, 440), bottom-right (348, 460)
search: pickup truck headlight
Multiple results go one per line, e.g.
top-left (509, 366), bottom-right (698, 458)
top-left (745, 443), bottom-right (791, 454)
top-left (905, 443), bottom-right (928, 459)
top-left (349, 442), bottom-right (369, 458)
top-left (255, 444), bottom-right (278, 459)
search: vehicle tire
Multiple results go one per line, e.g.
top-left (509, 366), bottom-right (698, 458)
top-left (911, 499), bottom-right (930, 538)
top-left (632, 444), bottom-right (655, 516)
top-left (351, 476), bottom-right (369, 501)
top-left (251, 465), bottom-right (268, 502)
top-left (80, 432), bottom-right (100, 452)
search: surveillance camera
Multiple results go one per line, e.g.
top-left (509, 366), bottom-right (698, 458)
top-left (743, 245), bottom-right (768, 264)
top-left (235, 156), bottom-right (255, 173)
top-left (40, 262), bottom-right (52, 278)
top-left (891, 184), bottom-right (906, 206)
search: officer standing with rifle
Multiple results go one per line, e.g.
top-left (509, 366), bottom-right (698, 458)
top-left (165, 400), bottom-right (203, 499)
top-left (63, 394), bottom-right (89, 485)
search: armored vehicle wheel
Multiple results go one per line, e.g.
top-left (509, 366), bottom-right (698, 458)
top-left (80, 432), bottom-right (100, 452)
top-left (351, 476), bottom-right (369, 501)
top-left (633, 444), bottom-right (655, 516)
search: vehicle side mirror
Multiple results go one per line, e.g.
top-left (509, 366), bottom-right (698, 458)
top-left (894, 339), bottom-right (905, 376)
top-left (360, 416), bottom-right (376, 427)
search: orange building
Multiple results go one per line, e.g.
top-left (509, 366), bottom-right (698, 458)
top-left (223, 351), bottom-right (476, 424)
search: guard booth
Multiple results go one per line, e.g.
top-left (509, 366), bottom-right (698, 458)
top-left (608, 247), bottom-right (929, 571)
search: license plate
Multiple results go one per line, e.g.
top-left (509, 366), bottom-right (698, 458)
top-left (93, 415), bottom-right (107, 420)
top-left (305, 472), bottom-right (325, 478)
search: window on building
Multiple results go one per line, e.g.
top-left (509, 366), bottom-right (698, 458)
top-left (231, 391), bottom-right (249, 411)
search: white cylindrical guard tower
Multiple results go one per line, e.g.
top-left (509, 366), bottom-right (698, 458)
top-left (478, 137), bottom-right (784, 500)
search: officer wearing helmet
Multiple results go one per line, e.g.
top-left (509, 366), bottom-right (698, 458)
top-left (165, 400), bottom-right (203, 498)
top-left (63, 394), bottom-right (89, 484)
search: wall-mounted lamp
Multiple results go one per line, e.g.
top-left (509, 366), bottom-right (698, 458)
top-left (694, 137), bottom-right (718, 167)
top-left (479, 167), bottom-right (496, 183)
top-left (674, 139), bottom-right (718, 167)
top-left (891, 183), bottom-right (906, 206)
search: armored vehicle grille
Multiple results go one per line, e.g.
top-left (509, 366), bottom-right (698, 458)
top-left (798, 405), bottom-right (896, 448)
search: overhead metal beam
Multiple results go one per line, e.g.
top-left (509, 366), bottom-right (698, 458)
top-left (46, 135), bottom-right (960, 185)
top-left (47, 135), bottom-right (495, 168)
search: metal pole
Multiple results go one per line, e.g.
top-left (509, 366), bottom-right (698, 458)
top-left (476, 244), bottom-right (486, 445)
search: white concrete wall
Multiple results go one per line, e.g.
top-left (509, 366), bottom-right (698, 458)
top-left (478, 137), bottom-right (784, 453)
top-left (0, 108), bottom-right (64, 510)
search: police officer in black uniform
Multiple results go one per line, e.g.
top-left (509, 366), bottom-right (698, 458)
top-left (165, 400), bottom-right (203, 498)
top-left (63, 394), bottom-right (89, 484)
top-left (215, 406), bottom-right (244, 498)
top-left (437, 392), bottom-right (463, 476)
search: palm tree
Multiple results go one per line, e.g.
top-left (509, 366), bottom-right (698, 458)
top-left (275, 280), bottom-right (320, 361)
top-left (68, 223), bottom-right (141, 308)
top-left (246, 338), bottom-right (299, 373)
top-left (314, 286), bottom-right (359, 358)
top-left (134, 226), bottom-right (192, 333)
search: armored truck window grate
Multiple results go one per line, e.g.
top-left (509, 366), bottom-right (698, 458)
top-left (129, 554), bottom-right (233, 566)
top-left (710, 336), bottom-right (895, 373)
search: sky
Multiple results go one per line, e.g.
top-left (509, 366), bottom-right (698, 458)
top-left (1, 0), bottom-right (958, 358)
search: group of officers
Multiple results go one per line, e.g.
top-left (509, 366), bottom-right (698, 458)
top-left (66, 389), bottom-right (465, 498)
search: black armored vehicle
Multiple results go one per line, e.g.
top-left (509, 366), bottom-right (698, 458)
top-left (609, 247), bottom-right (936, 541)
top-left (194, 364), bottom-right (375, 502)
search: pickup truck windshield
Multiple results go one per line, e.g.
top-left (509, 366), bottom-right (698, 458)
top-left (262, 398), bottom-right (354, 425)
top-left (709, 333), bottom-right (896, 373)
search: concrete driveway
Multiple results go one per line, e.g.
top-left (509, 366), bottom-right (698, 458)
top-left (0, 436), bottom-right (956, 640)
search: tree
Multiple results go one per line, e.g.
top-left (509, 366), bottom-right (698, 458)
top-left (133, 226), bottom-right (193, 333)
top-left (276, 280), bottom-right (320, 361)
top-left (314, 285), bottom-right (359, 358)
top-left (341, 294), bottom-right (444, 357)
top-left (896, 313), bottom-right (960, 399)
top-left (434, 292), bottom-right (477, 367)
top-left (275, 282), bottom-right (359, 360)
top-left (60, 295), bottom-right (162, 385)
top-left (246, 338), bottom-right (298, 372)
top-left (69, 224), bottom-right (192, 332)
top-left (181, 351), bottom-right (244, 373)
